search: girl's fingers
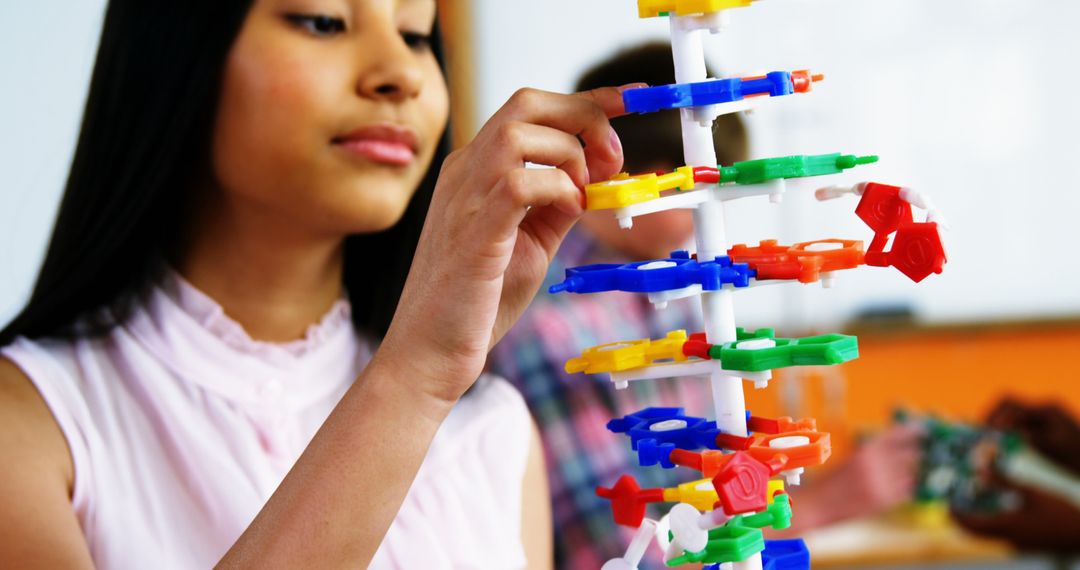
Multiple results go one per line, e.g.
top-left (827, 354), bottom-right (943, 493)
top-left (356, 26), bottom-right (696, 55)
top-left (490, 87), bottom-right (629, 166)
top-left (487, 167), bottom-right (583, 235)
top-left (573, 84), bottom-right (639, 120)
top-left (519, 175), bottom-right (583, 260)
top-left (485, 121), bottom-right (589, 189)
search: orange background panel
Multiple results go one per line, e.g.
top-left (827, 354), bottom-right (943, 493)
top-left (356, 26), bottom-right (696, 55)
top-left (743, 320), bottom-right (1080, 461)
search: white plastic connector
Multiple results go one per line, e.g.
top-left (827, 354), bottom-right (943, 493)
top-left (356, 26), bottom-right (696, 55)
top-left (607, 359), bottom-right (772, 390)
top-left (602, 518), bottom-right (658, 570)
top-left (898, 185), bottom-right (951, 230)
top-left (770, 435), bottom-right (811, 485)
top-left (614, 179), bottom-right (786, 230)
top-left (668, 503), bottom-right (709, 553)
top-left (813, 181), bottom-right (868, 201)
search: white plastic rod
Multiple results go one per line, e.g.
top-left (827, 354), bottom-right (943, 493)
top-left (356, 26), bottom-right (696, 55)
top-left (671, 14), bottom-right (746, 437)
top-left (734, 552), bottom-right (764, 570)
top-left (697, 199), bottom-right (744, 436)
top-left (670, 16), bottom-right (716, 168)
top-left (625, 519), bottom-right (658, 566)
top-left (710, 367), bottom-right (748, 436)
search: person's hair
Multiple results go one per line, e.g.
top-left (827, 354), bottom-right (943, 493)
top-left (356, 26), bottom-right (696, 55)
top-left (0, 0), bottom-right (450, 347)
top-left (575, 42), bottom-right (748, 169)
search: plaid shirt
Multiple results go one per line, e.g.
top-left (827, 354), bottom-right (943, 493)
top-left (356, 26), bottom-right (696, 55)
top-left (489, 228), bottom-right (717, 569)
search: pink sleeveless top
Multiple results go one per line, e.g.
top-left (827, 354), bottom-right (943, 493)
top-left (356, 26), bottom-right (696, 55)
top-left (2, 273), bottom-right (531, 569)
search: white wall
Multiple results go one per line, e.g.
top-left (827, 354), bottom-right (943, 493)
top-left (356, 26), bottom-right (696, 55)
top-left (2, 1), bottom-right (1079, 331)
top-left (472, 0), bottom-right (1080, 329)
top-left (0, 1), bottom-right (107, 325)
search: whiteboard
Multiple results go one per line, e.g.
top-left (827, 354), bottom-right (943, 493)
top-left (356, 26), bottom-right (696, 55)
top-left (2, 1), bottom-right (1079, 330)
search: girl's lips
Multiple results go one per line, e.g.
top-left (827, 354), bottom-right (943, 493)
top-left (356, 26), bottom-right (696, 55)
top-left (335, 139), bottom-right (416, 166)
top-left (333, 124), bottom-right (419, 166)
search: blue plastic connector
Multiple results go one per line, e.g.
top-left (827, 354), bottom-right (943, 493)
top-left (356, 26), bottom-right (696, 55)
top-left (623, 72), bottom-right (793, 114)
top-left (702, 539), bottom-right (809, 570)
top-left (549, 251), bottom-right (755, 295)
top-left (607, 407), bottom-right (723, 462)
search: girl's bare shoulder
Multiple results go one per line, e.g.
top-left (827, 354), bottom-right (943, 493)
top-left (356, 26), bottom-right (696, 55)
top-left (0, 355), bottom-right (73, 497)
top-left (0, 356), bottom-right (93, 567)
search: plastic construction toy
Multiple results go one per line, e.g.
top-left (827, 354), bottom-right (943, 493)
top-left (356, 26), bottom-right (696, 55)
top-left (583, 153), bottom-right (877, 216)
top-left (549, 251), bottom-right (753, 296)
top-left (623, 70), bottom-right (822, 115)
top-left (559, 3), bottom-right (951, 569)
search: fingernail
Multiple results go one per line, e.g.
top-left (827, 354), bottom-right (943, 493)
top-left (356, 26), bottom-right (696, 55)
top-left (608, 126), bottom-right (622, 158)
top-left (617, 82), bottom-right (649, 93)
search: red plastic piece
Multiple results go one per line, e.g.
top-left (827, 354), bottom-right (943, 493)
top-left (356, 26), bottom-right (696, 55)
top-left (712, 452), bottom-right (785, 515)
top-left (856, 183), bottom-right (912, 239)
top-left (888, 222), bottom-right (947, 283)
top-left (694, 166), bottom-right (721, 184)
top-left (715, 433), bottom-right (755, 451)
top-left (856, 183), bottom-right (947, 283)
top-left (747, 415), bottom-right (781, 434)
top-left (682, 332), bottom-right (713, 359)
top-left (596, 475), bottom-right (666, 527)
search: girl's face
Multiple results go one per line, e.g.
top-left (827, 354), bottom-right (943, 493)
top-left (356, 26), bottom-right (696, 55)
top-left (211, 0), bottom-right (448, 236)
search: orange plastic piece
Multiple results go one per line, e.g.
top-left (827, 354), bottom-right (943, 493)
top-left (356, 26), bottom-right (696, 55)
top-left (747, 430), bottom-right (832, 471)
top-left (791, 70), bottom-right (825, 93)
top-left (670, 448), bottom-right (730, 478)
top-left (777, 416), bottom-right (818, 432)
top-left (728, 239), bottom-right (865, 284)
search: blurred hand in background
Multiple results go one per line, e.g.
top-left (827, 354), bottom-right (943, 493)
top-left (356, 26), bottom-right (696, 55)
top-left (776, 423), bottom-right (922, 534)
top-left (953, 398), bottom-right (1080, 553)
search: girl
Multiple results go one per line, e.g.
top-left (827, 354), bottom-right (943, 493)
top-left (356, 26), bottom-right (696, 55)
top-left (0, 0), bottom-right (629, 567)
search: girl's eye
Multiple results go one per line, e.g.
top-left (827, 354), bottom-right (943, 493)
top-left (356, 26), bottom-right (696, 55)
top-left (285, 14), bottom-right (347, 37)
top-left (401, 31), bottom-right (432, 51)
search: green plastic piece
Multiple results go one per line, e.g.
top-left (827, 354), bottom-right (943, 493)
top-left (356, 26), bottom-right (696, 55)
top-left (739, 494), bottom-right (793, 530)
top-left (708, 327), bottom-right (860, 372)
top-left (666, 524), bottom-right (764, 566)
top-left (717, 153), bottom-right (878, 185)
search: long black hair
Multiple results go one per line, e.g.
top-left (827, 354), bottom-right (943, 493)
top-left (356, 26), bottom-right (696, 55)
top-left (0, 0), bottom-right (449, 347)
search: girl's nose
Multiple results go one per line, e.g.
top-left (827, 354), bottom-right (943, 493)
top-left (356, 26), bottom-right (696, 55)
top-left (356, 31), bottom-right (425, 102)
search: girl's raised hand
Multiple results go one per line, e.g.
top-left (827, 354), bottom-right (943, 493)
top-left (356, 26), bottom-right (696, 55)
top-left (382, 86), bottom-right (632, 404)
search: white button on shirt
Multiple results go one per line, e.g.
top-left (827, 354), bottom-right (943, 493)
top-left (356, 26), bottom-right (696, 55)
top-left (3, 271), bottom-right (531, 569)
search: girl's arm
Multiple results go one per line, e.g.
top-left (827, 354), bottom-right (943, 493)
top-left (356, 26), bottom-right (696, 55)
top-left (522, 420), bottom-right (553, 569)
top-left (0, 358), bottom-right (94, 568)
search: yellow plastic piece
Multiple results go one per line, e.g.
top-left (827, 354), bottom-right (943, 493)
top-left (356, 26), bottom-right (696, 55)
top-left (564, 330), bottom-right (689, 374)
top-left (767, 480), bottom-right (786, 504)
top-left (663, 478), bottom-right (719, 512)
top-left (659, 476), bottom-right (786, 513)
top-left (638, 0), bottom-right (753, 18)
top-left (584, 166), bottom-right (695, 211)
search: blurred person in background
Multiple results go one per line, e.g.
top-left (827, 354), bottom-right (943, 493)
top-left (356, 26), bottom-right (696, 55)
top-left (489, 43), bottom-right (923, 568)
top-left (954, 397), bottom-right (1080, 553)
